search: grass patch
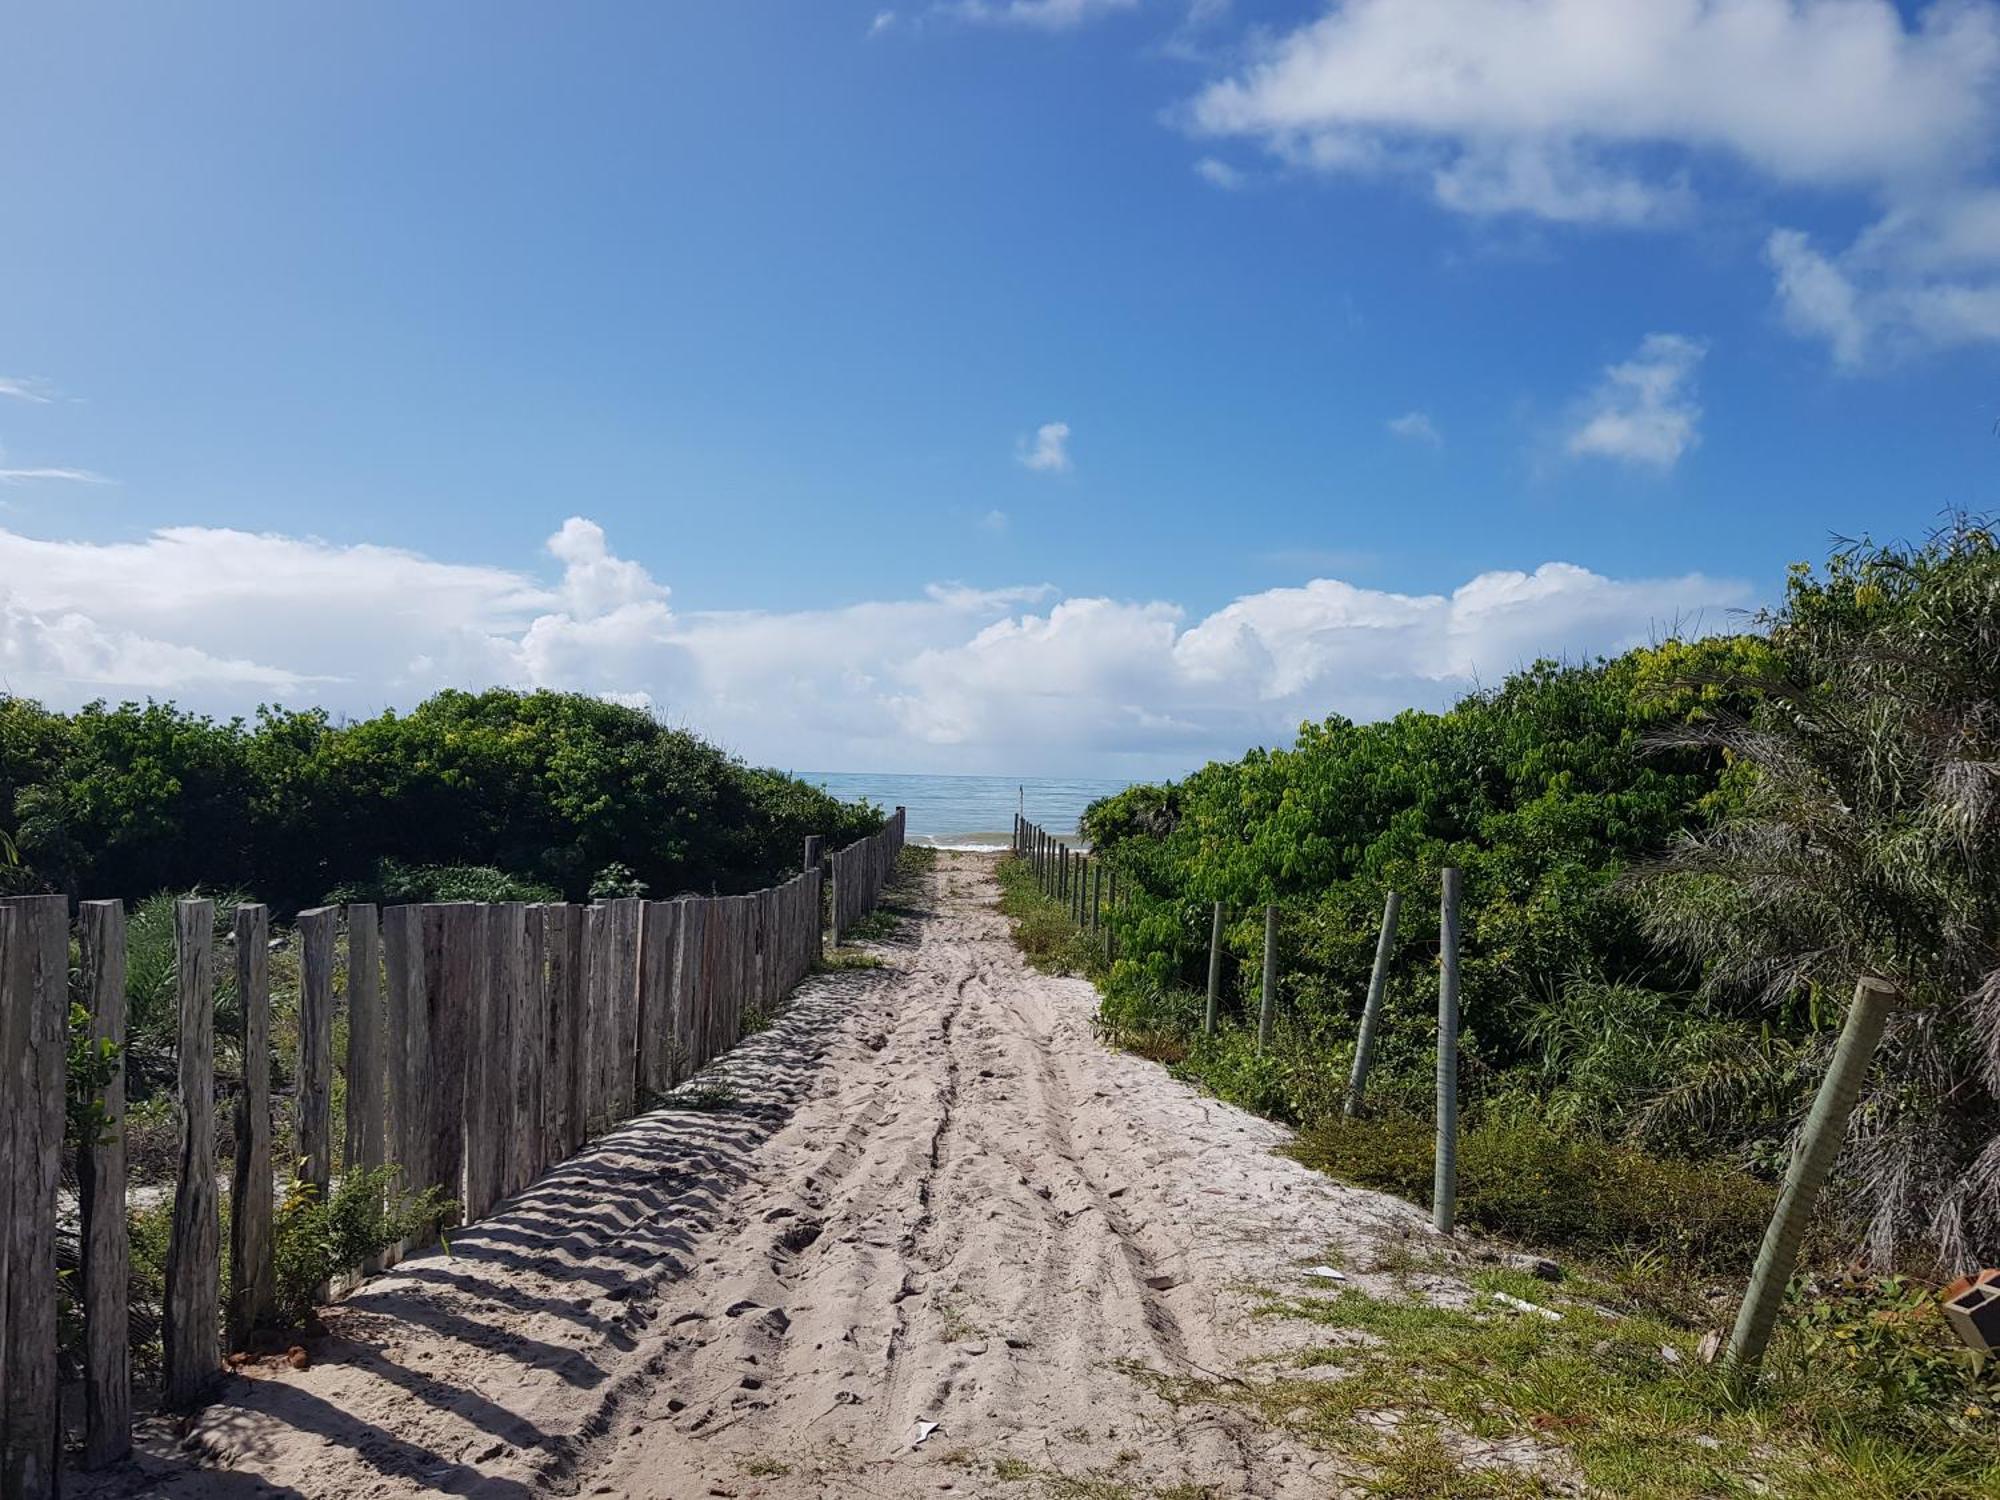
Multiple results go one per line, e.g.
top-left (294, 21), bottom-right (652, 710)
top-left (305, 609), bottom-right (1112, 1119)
top-left (1288, 1113), bottom-right (1775, 1269)
top-left (816, 947), bottom-right (884, 972)
top-left (996, 855), bottom-right (1106, 977)
top-left (737, 1455), bottom-right (792, 1478)
top-left (992, 1456), bottom-right (1036, 1481)
top-left (1183, 1276), bottom-right (2000, 1499)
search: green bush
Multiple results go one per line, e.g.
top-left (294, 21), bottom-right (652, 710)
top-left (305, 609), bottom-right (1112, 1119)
top-left (323, 859), bottom-right (562, 907)
top-left (270, 1167), bottom-right (456, 1327)
top-left (1289, 1113), bottom-right (1776, 1269)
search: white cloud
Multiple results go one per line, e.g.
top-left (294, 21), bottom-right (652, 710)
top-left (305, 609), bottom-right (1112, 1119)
top-left (869, 9), bottom-right (897, 34)
top-left (0, 515), bottom-right (1752, 776)
top-left (1191, 0), bottom-right (2000, 217)
top-left (1194, 156), bottom-right (1246, 189)
top-left (1187, 1), bottom-right (2000, 364)
top-left (980, 508), bottom-right (1010, 532)
top-left (1386, 410), bottom-right (1441, 446)
top-left (946, 0), bottom-right (1138, 28)
top-left (0, 466), bottom-right (113, 486)
top-left (1565, 333), bottom-right (1705, 469)
top-left (1016, 420), bottom-right (1072, 473)
top-left (0, 377), bottom-right (55, 405)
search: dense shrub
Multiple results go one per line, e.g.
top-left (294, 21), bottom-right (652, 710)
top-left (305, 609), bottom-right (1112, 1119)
top-left (1288, 1113), bottom-right (1776, 1268)
top-left (0, 688), bottom-right (879, 910)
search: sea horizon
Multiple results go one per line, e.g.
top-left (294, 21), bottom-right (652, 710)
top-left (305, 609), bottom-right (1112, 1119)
top-left (800, 770), bottom-right (1137, 849)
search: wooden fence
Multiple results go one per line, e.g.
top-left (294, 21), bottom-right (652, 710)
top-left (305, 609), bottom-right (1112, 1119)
top-left (0, 812), bottom-right (909, 1497)
top-left (831, 806), bottom-right (907, 944)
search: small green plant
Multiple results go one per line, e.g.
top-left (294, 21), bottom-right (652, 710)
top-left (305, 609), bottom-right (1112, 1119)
top-left (589, 861), bottom-right (648, 900)
top-left (738, 1455), bottom-right (791, 1478)
top-left (271, 1166), bottom-right (456, 1326)
top-left (991, 1456), bottom-right (1035, 1481)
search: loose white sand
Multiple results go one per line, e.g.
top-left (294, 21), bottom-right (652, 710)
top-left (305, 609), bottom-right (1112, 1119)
top-left (102, 853), bottom-right (1467, 1499)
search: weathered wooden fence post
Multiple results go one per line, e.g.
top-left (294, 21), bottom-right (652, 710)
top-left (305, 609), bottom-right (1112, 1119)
top-left (1726, 975), bottom-right (1899, 1371)
top-left (78, 900), bottom-right (131, 1467)
top-left (1256, 904), bottom-right (1278, 1053)
top-left (1204, 902), bottom-right (1224, 1035)
top-left (4, 896), bottom-right (69, 1493)
top-left (164, 898), bottom-right (220, 1410)
top-left (1435, 869), bottom-right (1461, 1235)
top-left (345, 904), bottom-right (384, 1189)
top-left (229, 904), bottom-right (274, 1349)
top-left (1344, 890), bottom-right (1401, 1118)
top-left (383, 904), bottom-right (430, 1238)
top-left (297, 907), bottom-right (336, 1200)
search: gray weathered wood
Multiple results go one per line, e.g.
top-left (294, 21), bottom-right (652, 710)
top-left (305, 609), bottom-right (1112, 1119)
top-left (1256, 904), bottom-right (1278, 1054)
top-left (675, 899), bottom-right (708, 1079)
top-left (344, 904), bottom-right (384, 1186)
top-left (0, 908), bottom-right (13, 1487)
top-left (79, 899), bottom-right (132, 1467)
top-left (462, 904), bottom-right (502, 1220)
top-left (383, 905), bottom-right (429, 1214)
top-left (1344, 890), bottom-right (1401, 1119)
top-left (1203, 901), bottom-right (1224, 1036)
top-left (1435, 869), bottom-right (1462, 1235)
top-left (228, 904), bottom-right (274, 1350)
top-left (296, 907), bottom-right (336, 1200)
top-left (3, 897), bottom-right (68, 1491)
top-left (543, 904), bottom-right (584, 1158)
top-left (581, 904), bottom-right (611, 1133)
top-left (164, 898), bottom-right (220, 1410)
top-left (420, 904), bottom-right (471, 1206)
top-left (612, 897), bottom-right (643, 1121)
top-left (514, 905), bottom-right (546, 1193)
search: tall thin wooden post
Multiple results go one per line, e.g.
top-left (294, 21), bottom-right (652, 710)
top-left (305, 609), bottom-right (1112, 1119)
top-left (78, 900), bottom-right (131, 1467)
top-left (1726, 976), bottom-right (1899, 1370)
top-left (1091, 863), bottom-right (1102, 930)
top-left (297, 907), bottom-right (336, 1200)
top-left (164, 899), bottom-right (220, 1410)
top-left (228, 904), bottom-right (274, 1350)
top-left (345, 904), bottom-right (384, 1185)
top-left (4, 897), bottom-right (68, 1493)
top-left (1435, 870), bottom-right (1461, 1235)
top-left (1256, 904), bottom-right (1278, 1052)
top-left (1204, 902), bottom-right (1224, 1035)
top-left (1345, 890), bottom-right (1401, 1118)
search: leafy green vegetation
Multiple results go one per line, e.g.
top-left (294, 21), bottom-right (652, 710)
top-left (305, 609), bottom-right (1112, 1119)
top-left (0, 687), bottom-right (880, 911)
top-left (268, 1167), bottom-right (456, 1326)
top-left (1082, 522), bottom-right (2000, 1276)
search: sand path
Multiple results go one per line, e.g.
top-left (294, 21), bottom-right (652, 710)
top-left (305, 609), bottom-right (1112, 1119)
top-left (109, 853), bottom-right (1436, 1499)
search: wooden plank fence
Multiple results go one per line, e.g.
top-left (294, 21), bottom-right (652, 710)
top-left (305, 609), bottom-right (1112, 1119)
top-left (0, 810), bottom-right (909, 1494)
top-left (830, 806), bottom-right (907, 945)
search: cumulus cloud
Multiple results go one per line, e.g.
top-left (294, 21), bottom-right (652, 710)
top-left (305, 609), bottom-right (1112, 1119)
top-left (1187, 0), bottom-right (2000, 363)
top-left (1386, 410), bottom-right (1441, 446)
top-left (1565, 334), bottom-right (1705, 469)
top-left (1016, 420), bottom-right (1073, 473)
top-left (0, 515), bottom-right (1752, 775)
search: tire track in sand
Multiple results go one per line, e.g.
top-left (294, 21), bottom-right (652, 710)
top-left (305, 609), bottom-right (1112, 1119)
top-left (117, 853), bottom-right (1442, 1500)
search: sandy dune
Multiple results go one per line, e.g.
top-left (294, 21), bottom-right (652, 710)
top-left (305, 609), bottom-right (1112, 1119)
top-left (101, 853), bottom-right (1438, 1499)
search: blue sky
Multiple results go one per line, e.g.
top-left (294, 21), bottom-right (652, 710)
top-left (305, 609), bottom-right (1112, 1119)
top-left (2, 1), bottom-right (1996, 775)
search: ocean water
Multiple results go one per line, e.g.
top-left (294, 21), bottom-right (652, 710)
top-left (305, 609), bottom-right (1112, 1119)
top-left (802, 772), bottom-right (1136, 850)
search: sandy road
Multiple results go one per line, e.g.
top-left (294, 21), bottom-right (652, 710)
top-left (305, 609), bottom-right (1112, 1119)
top-left (107, 853), bottom-right (1437, 1500)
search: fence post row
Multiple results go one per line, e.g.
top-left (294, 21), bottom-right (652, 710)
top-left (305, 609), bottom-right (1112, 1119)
top-left (0, 813), bottom-right (906, 1483)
